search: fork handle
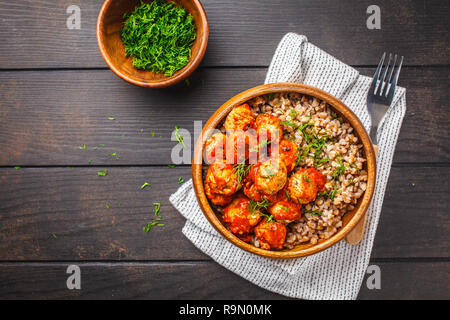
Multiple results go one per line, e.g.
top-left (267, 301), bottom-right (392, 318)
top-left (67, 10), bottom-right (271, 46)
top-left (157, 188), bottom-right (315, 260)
top-left (345, 144), bottom-right (378, 245)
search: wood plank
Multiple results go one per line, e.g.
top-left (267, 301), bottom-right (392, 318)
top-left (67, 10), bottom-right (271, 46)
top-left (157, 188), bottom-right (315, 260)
top-left (0, 261), bottom-right (447, 299)
top-left (0, 67), bottom-right (448, 166)
top-left (0, 166), bottom-right (447, 261)
top-left (0, 0), bottom-right (448, 68)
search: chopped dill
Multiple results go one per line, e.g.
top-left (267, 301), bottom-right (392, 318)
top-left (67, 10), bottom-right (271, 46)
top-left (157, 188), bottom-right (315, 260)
top-left (97, 169), bottom-right (108, 177)
top-left (140, 182), bottom-right (151, 189)
top-left (109, 152), bottom-right (120, 160)
top-left (303, 209), bottom-right (323, 216)
top-left (121, 0), bottom-right (197, 77)
top-left (332, 156), bottom-right (347, 179)
top-left (233, 162), bottom-right (251, 188)
top-left (175, 125), bottom-right (186, 148)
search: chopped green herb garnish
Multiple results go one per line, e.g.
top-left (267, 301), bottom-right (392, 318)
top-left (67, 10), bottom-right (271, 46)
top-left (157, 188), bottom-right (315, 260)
top-left (121, 0), bottom-right (197, 77)
top-left (109, 152), bottom-right (120, 160)
top-left (66, 166), bottom-right (75, 168)
top-left (140, 182), bottom-right (151, 189)
top-left (178, 177), bottom-right (184, 184)
top-left (329, 184), bottom-right (340, 200)
top-left (174, 125), bottom-right (186, 148)
top-left (78, 144), bottom-right (88, 150)
top-left (290, 109), bottom-right (299, 119)
top-left (108, 117), bottom-right (115, 121)
top-left (332, 156), bottom-right (347, 179)
top-left (302, 173), bottom-right (311, 183)
top-left (233, 162), bottom-right (251, 188)
top-left (52, 234), bottom-right (57, 239)
top-left (144, 202), bottom-right (163, 233)
top-left (303, 209), bottom-right (323, 216)
top-left (97, 169), bottom-right (108, 177)
top-left (151, 132), bottom-right (156, 137)
top-left (153, 202), bottom-right (161, 217)
top-left (317, 190), bottom-right (329, 199)
top-left (285, 190), bottom-right (291, 200)
top-left (14, 166), bottom-right (21, 170)
top-left (247, 199), bottom-right (271, 219)
top-left (168, 164), bottom-right (176, 168)
top-left (106, 203), bottom-right (110, 209)
top-left (280, 120), bottom-right (298, 129)
top-left (98, 144), bottom-right (105, 147)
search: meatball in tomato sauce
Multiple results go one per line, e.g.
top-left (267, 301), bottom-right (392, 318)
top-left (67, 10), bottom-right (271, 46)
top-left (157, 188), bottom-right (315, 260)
top-left (205, 183), bottom-right (233, 206)
top-left (254, 113), bottom-right (283, 146)
top-left (205, 160), bottom-right (239, 197)
top-left (278, 139), bottom-right (298, 172)
top-left (224, 104), bottom-right (255, 131)
top-left (223, 197), bottom-right (261, 235)
top-left (255, 221), bottom-right (287, 250)
top-left (287, 168), bottom-right (326, 204)
top-left (253, 158), bottom-right (287, 196)
top-left (268, 200), bottom-right (301, 222)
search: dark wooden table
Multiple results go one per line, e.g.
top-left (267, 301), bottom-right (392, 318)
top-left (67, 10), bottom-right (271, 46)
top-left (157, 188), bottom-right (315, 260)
top-left (0, 0), bottom-right (448, 300)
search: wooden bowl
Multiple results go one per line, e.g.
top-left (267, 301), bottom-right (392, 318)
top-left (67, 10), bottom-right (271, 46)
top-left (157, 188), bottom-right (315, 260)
top-left (192, 83), bottom-right (376, 259)
top-left (97, 0), bottom-right (208, 88)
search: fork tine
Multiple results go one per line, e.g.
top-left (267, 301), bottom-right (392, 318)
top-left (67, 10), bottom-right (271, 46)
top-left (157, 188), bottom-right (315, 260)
top-left (387, 55), bottom-right (404, 102)
top-left (381, 54), bottom-right (396, 97)
top-left (369, 52), bottom-right (386, 94)
top-left (377, 53), bottom-right (392, 95)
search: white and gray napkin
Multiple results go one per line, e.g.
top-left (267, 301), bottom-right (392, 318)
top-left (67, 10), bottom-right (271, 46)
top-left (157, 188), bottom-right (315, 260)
top-left (170, 33), bottom-right (406, 300)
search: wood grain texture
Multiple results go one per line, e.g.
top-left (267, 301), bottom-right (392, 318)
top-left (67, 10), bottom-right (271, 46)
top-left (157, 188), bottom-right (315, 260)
top-left (0, 0), bottom-right (448, 68)
top-left (0, 67), bottom-right (448, 166)
top-left (0, 166), bottom-right (447, 261)
top-left (0, 261), bottom-right (448, 299)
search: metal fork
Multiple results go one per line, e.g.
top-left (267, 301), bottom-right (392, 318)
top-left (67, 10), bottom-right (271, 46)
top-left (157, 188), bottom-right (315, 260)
top-left (346, 52), bottom-right (403, 245)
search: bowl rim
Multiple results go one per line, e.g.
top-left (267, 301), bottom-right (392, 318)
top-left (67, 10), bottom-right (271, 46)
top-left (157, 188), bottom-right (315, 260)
top-left (192, 83), bottom-right (376, 259)
top-left (96, 0), bottom-right (209, 88)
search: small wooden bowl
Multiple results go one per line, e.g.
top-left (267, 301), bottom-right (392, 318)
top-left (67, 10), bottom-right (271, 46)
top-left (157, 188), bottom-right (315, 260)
top-left (192, 83), bottom-right (376, 259)
top-left (97, 0), bottom-right (208, 88)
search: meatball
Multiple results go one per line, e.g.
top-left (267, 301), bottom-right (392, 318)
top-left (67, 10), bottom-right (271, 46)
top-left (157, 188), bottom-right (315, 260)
top-left (204, 160), bottom-right (239, 196)
top-left (287, 168), bottom-right (327, 204)
top-left (223, 197), bottom-right (261, 235)
top-left (268, 200), bottom-right (301, 223)
top-left (255, 221), bottom-right (287, 250)
top-left (253, 158), bottom-right (287, 196)
top-left (205, 183), bottom-right (233, 206)
top-left (243, 179), bottom-right (279, 203)
top-left (254, 113), bottom-right (283, 146)
top-left (224, 104), bottom-right (255, 131)
top-left (205, 132), bottom-right (226, 164)
top-left (278, 139), bottom-right (298, 172)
